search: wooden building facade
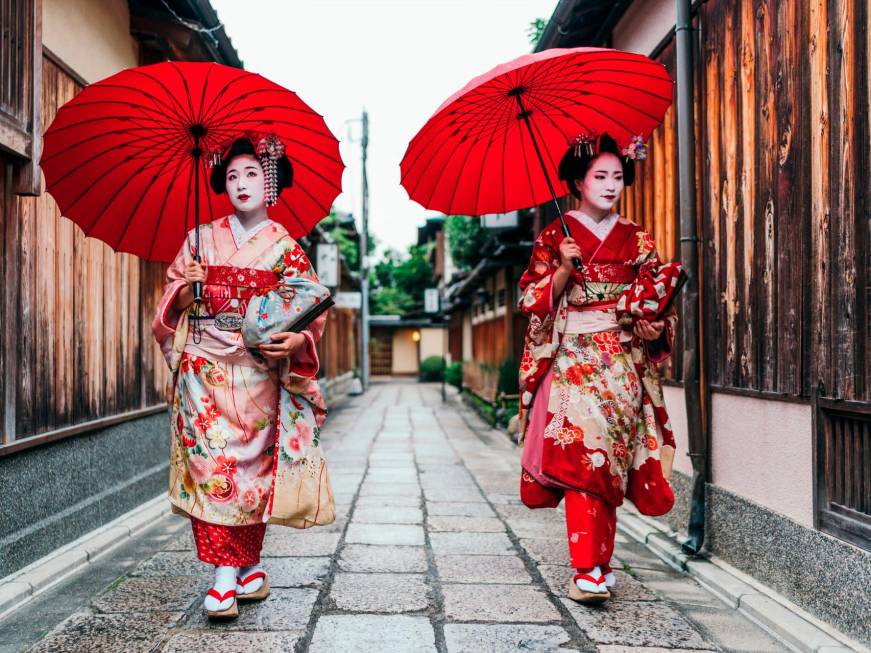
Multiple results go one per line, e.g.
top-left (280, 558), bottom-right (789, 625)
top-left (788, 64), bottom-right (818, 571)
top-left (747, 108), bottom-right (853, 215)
top-left (0, 0), bottom-right (359, 580)
top-left (537, 0), bottom-right (870, 645)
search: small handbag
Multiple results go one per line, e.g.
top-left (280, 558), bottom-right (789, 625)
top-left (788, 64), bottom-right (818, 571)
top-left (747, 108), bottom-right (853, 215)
top-left (242, 276), bottom-right (334, 358)
top-left (615, 261), bottom-right (687, 327)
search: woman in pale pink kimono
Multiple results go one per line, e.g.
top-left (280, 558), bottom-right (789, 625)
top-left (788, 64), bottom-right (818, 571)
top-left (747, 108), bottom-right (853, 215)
top-left (517, 133), bottom-right (677, 603)
top-left (152, 135), bottom-right (330, 619)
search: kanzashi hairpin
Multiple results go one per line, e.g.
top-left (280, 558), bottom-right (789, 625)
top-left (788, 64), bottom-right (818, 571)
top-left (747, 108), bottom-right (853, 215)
top-left (622, 135), bottom-right (647, 161)
top-left (569, 132), bottom-right (598, 158)
top-left (256, 134), bottom-right (286, 208)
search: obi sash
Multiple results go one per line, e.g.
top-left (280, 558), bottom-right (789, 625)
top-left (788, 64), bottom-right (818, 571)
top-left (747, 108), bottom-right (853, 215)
top-left (202, 265), bottom-right (281, 317)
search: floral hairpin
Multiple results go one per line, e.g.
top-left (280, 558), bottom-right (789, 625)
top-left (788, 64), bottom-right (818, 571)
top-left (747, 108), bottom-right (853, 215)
top-left (569, 132), bottom-right (598, 158)
top-left (622, 135), bottom-right (647, 161)
top-left (256, 134), bottom-right (286, 208)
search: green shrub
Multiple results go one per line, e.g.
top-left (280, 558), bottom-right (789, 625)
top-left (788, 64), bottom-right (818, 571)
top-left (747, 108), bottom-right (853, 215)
top-left (497, 357), bottom-right (519, 395)
top-left (463, 389), bottom-right (496, 426)
top-left (419, 356), bottom-right (445, 382)
top-left (445, 361), bottom-right (463, 388)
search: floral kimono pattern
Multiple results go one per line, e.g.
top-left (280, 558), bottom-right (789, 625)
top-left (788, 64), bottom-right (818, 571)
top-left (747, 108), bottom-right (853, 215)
top-left (518, 212), bottom-right (677, 515)
top-left (152, 215), bottom-right (329, 528)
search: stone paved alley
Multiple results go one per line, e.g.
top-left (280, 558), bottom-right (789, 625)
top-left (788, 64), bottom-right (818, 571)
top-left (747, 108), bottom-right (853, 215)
top-left (1, 381), bottom-right (790, 653)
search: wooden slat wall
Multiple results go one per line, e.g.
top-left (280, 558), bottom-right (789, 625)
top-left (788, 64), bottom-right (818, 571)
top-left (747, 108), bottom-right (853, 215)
top-left (695, 0), bottom-right (868, 402)
top-left (319, 307), bottom-right (357, 380)
top-left (1, 56), bottom-right (168, 441)
top-left (620, 39), bottom-right (687, 381)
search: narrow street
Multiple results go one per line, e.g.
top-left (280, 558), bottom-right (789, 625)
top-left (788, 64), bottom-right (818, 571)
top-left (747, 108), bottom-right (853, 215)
top-left (3, 381), bottom-right (788, 653)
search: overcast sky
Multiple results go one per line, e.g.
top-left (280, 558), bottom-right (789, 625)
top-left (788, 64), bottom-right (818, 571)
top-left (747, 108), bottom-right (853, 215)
top-left (210, 0), bottom-right (557, 254)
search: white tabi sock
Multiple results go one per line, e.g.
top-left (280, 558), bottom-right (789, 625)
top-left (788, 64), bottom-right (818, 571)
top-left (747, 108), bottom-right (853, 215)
top-left (204, 565), bottom-right (237, 612)
top-left (237, 563), bottom-right (265, 594)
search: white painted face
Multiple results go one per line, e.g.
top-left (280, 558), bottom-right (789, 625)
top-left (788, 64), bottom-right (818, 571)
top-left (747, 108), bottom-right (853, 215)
top-left (574, 151), bottom-right (625, 212)
top-left (225, 154), bottom-right (266, 212)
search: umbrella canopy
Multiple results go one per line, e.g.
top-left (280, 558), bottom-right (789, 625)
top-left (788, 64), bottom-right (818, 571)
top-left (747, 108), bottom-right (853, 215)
top-left (42, 61), bottom-right (344, 262)
top-left (400, 47), bottom-right (673, 217)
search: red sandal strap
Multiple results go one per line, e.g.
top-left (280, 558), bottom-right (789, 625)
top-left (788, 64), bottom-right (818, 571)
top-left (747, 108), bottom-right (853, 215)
top-left (573, 572), bottom-right (606, 585)
top-left (237, 571), bottom-right (267, 586)
top-left (207, 588), bottom-right (236, 602)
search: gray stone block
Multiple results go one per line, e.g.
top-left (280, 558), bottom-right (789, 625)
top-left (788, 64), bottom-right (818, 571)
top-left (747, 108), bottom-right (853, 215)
top-left (263, 557), bottom-right (331, 588)
top-left (353, 506), bottom-right (424, 524)
top-left (442, 583), bottom-right (561, 622)
top-left (435, 554), bottom-right (532, 584)
top-left (339, 545), bottom-right (428, 573)
top-left (309, 615), bottom-right (436, 652)
top-left (430, 532), bottom-right (515, 556)
top-left (329, 573), bottom-right (431, 613)
top-left (28, 610), bottom-right (183, 653)
top-left (91, 576), bottom-right (203, 614)
top-left (427, 516), bottom-right (505, 533)
top-left (345, 524), bottom-right (425, 546)
top-left (520, 538), bottom-right (571, 566)
top-left (262, 531), bottom-right (341, 557)
top-left (562, 598), bottom-right (714, 649)
top-left (161, 630), bottom-right (302, 653)
top-left (426, 502), bottom-right (497, 517)
top-left (184, 587), bottom-right (318, 631)
top-left (443, 624), bottom-right (575, 653)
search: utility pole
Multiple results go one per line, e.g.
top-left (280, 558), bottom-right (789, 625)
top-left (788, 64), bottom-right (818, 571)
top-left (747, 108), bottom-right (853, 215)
top-left (360, 110), bottom-right (371, 390)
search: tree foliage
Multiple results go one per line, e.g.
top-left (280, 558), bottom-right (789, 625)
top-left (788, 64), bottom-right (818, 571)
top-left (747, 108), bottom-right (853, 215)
top-left (444, 215), bottom-right (488, 271)
top-left (527, 18), bottom-right (546, 47)
top-left (369, 244), bottom-right (434, 316)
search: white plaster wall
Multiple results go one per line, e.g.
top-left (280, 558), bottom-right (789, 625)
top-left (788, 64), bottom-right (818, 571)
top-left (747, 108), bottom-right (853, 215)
top-left (419, 328), bottom-right (445, 361)
top-left (392, 329), bottom-right (419, 375)
top-left (612, 0), bottom-right (675, 55)
top-left (662, 385), bottom-right (694, 477)
top-left (711, 393), bottom-right (814, 527)
top-left (43, 0), bottom-right (138, 83)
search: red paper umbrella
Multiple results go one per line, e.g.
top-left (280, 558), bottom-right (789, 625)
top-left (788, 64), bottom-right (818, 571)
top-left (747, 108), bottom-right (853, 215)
top-left (401, 47), bottom-right (673, 226)
top-left (42, 61), bottom-right (344, 263)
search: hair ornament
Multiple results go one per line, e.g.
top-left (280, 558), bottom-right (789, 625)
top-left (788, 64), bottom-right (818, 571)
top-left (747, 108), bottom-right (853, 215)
top-left (569, 131), bottom-right (598, 158)
top-left (256, 134), bottom-right (286, 208)
top-left (622, 135), bottom-right (647, 161)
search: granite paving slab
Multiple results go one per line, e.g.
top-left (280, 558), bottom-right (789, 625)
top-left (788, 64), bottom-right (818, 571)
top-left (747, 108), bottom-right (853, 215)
top-left (443, 623), bottom-right (576, 653)
top-left (435, 554), bottom-right (533, 584)
top-left (429, 532), bottom-right (515, 556)
top-left (426, 501), bottom-right (497, 517)
top-left (339, 544), bottom-right (429, 573)
top-left (26, 611), bottom-right (184, 653)
top-left (442, 583), bottom-right (562, 623)
top-left (427, 516), bottom-right (505, 533)
top-left (309, 615), bottom-right (436, 652)
top-left (345, 523), bottom-right (426, 546)
top-left (184, 588), bottom-right (318, 631)
top-left (161, 630), bottom-right (303, 653)
top-left (329, 573), bottom-right (431, 613)
top-left (91, 576), bottom-right (202, 613)
top-left (561, 599), bottom-right (715, 649)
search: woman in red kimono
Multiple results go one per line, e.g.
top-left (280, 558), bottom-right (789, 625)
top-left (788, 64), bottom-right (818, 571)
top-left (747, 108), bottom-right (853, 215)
top-left (517, 133), bottom-right (677, 603)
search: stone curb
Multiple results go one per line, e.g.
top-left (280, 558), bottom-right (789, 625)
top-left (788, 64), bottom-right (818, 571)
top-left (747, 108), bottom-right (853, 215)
top-left (0, 494), bottom-right (170, 620)
top-left (616, 507), bottom-right (865, 653)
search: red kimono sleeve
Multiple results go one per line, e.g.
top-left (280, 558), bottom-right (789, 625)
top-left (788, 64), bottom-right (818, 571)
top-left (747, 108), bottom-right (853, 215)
top-left (517, 226), bottom-right (563, 321)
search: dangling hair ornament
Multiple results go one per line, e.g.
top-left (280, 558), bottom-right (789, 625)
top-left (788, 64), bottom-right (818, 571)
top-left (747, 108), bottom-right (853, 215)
top-left (256, 133), bottom-right (286, 208)
top-left (622, 135), bottom-right (647, 161)
top-left (569, 131), bottom-right (598, 158)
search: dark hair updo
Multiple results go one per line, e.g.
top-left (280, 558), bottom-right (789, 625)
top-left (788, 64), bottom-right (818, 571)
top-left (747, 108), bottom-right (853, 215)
top-left (209, 136), bottom-right (294, 196)
top-left (557, 132), bottom-right (635, 199)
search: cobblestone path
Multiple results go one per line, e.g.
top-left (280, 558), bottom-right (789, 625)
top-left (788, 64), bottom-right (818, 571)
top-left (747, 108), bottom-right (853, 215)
top-left (5, 381), bottom-right (788, 652)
